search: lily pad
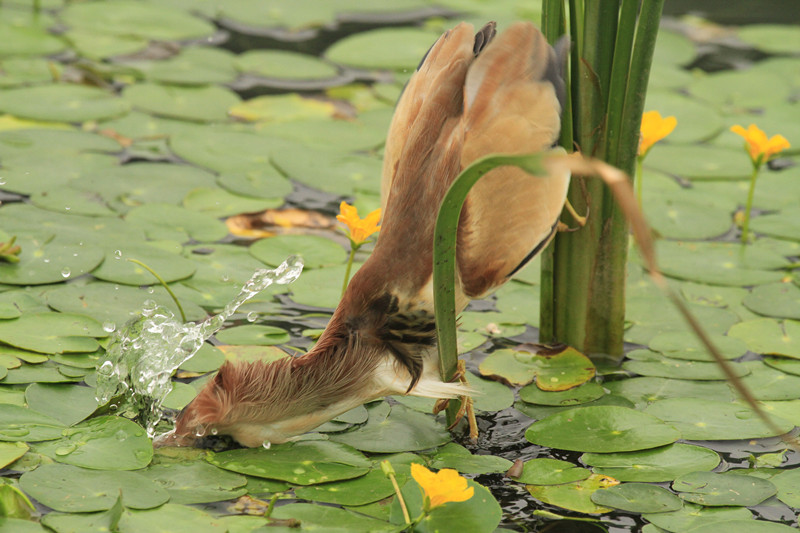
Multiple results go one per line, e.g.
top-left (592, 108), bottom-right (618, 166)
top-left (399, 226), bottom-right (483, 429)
top-left (250, 235), bottom-right (346, 269)
top-left (271, 146), bottom-right (383, 195)
top-left (648, 330), bottom-right (747, 362)
top-left (738, 24), bottom-right (800, 54)
top-left (728, 318), bottom-right (800, 358)
top-left (293, 466), bottom-right (403, 507)
top-left (770, 467), bottom-right (800, 508)
top-left (229, 94), bottom-right (334, 123)
top-left (525, 474), bottom-right (616, 514)
top-left (0, 85), bottom-right (130, 123)
top-left (25, 383), bottom-right (99, 426)
top-left (330, 402), bottom-right (449, 453)
top-left (217, 168), bottom-right (292, 200)
top-left (581, 443), bottom-right (720, 482)
top-left (743, 282), bottom-right (800, 321)
top-left (519, 380), bottom-right (606, 406)
top-left (0, 241), bottom-right (104, 286)
top-left (35, 416), bottom-right (153, 470)
top-left (672, 471), bottom-right (777, 506)
top-left (214, 325), bottom-right (290, 346)
top-left (643, 398), bottom-right (794, 440)
top-left (643, 503), bottom-right (753, 532)
top-left (19, 463), bottom-right (168, 512)
top-left (124, 83), bottom-right (240, 122)
top-left (271, 503), bottom-right (400, 533)
top-left (525, 406), bottom-right (680, 453)
top-left (464, 371), bottom-right (514, 412)
top-left (479, 346), bottom-right (595, 389)
top-left (125, 204), bottom-right (229, 243)
top-left (118, 503), bottom-right (225, 533)
top-left (236, 50), bottom-right (339, 80)
top-left (0, 312), bottom-right (105, 354)
top-left (91, 245), bottom-right (196, 286)
top-left (208, 440), bottom-right (370, 485)
top-left (325, 27), bottom-right (438, 70)
top-left (623, 356), bottom-right (749, 381)
top-left (591, 483), bottom-right (682, 514)
top-left (428, 443), bottom-right (512, 475)
top-left (604, 376), bottom-right (736, 408)
top-left (0, 441), bottom-right (28, 469)
top-left (508, 458), bottom-right (591, 485)
top-left (732, 360), bottom-right (800, 400)
top-left (134, 47), bottom-right (238, 86)
top-left (141, 462), bottom-right (247, 504)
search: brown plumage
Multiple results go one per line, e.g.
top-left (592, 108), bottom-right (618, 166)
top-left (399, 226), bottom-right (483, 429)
top-left (165, 21), bottom-right (569, 448)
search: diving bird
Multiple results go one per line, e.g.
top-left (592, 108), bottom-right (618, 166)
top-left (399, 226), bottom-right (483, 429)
top-left (166, 21), bottom-right (569, 448)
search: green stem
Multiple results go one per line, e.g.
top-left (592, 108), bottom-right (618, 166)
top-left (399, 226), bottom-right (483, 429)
top-left (341, 243), bottom-right (359, 298)
top-left (740, 165), bottom-right (761, 244)
top-left (264, 493), bottom-right (280, 519)
top-left (636, 156), bottom-right (644, 208)
top-left (126, 258), bottom-right (186, 322)
top-left (434, 152), bottom-right (550, 426)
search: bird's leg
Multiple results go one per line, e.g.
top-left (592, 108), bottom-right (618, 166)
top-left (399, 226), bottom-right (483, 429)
top-left (432, 360), bottom-right (479, 442)
top-left (560, 198), bottom-right (588, 230)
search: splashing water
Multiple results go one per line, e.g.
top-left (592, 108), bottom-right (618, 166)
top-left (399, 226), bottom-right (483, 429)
top-left (95, 256), bottom-right (304, 437)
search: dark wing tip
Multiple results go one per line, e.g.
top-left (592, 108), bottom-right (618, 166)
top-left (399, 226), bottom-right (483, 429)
top-left (473, 21), bottom-right (497, 55)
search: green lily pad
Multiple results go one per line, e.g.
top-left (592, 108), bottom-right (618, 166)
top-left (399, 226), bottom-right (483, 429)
top-left (672, 471), bottom-right (777, 506)
top-left (61, 0), bottom-right (215, 41)
top-left (0, 405), bottom-right (67, 442)
top-left (325, 27), bottom-right (437, 70)
top-left (271, 503), bottom-right (400, 533)
top-left (180, 343), bottom-right (225, 373)
top-left (45, 281), bottom-right (207, 326)
top-left (428, 443), bottom-right (512, 475)
top-left (764, 356), bottom-right (800, 376)
top-left (271, 146), bottom-right (383, 195)
top-left (508, 458), bottom-right (591, 485)
top-left (643, 190), bottom-right (733, 240)
top-left (25, 383), bottom-right (99, 426)
top-left (399, 476), bottom-right (501, 533)
top-left (236, 50), bottom-right (339, 80)
top-left (464, 371), bottom-right (514, 412)
top-left (141, 462), bottom-right (247, 504)
top-left (257, 109), bottom-right (390, 152)
top-left (688, 521), bottom-right (797, 533)
top-left (515, 394), bottom-right (635, 421)
top-left (290, 263), bottom-right (361, 309)
top-left (732, 360), bottom-right (800, 400)
top-left (0, 85), bottom-right (130, 122)
top-left (214, 325), bottom-right (290, 346)
top-left (217, 168), bottom-right (292, 200)
top-left (644, 144), bottom-right (751, 180)
top-left (40, 497), bottom-right (124, 533)
top-left (1, 362), bottom-right (83, 384)
top-left (525, 474), bottom-right (615, 514)
top-left (250, 235), bottom-right (346, 269)
top-left (182, 187), bottom-right (282, 218)
top-left (19, 463), bottom-right (168, 512)
top-left (738, 24), bottom-right (800, 54)
top-left (526, 406), bottom-right (680, 453)
top-left (581, 443), bottom-right (720, 482)
top-left (479, 346), bottom-right (595, 389)
top-left (728, 318), bottom-right (800, 357)
top-left (294, 466), bottom-right (403, 507)
top-left (229, 94), bottom-right (334, 123)
top-left (648, 331), bottom-right (748, 361)
top-left (743, 282), bottom-right (800, 320)
top-left (591, 483), bottom-right (682, 513)
top-left (92, 245), bottom-right (196, 286)
top-left (0, 312), bottom-right (104, 354)
top-left (749, 207), bottom-right (800, 242)
top-left (330, 402), bottom-right (449, 453)
top-left (35, 416), bottom-right (153, 470)
top-left (134, 47), bottom-right (238, 85)
top-left (643, 398), bottom-right (794, 440)
top-left (0, 441), bottom-right (28, 471)
top-left (118, 503), bottom-right (225, 532)
top-left (644, 90), bottom-right (723, 144)
top-left (125, 204), bottom-right (229, 243)
top-left (643, 502), bottom-right (753, 532)
top-left (689, 69), bottom-right (793, 112)
top-left (124, 83), bottom-right (240, 122)
top-left (162, 381), bottom-right (197, 410)
top-left (652, 240), bottom-right (787, 287)
top-left (604, 376), bottom-right (736, 408)
top-left (519, 380), bottom-right (605, 406)
top-left (623, 356), bottom-right (749, 381)
top-left (770, 467), bottom-right (800, 508)
top-left (0, 23), bottom-right (65, 57)
top-left (208, 440), bottom-right (370, 485)
top-left (0, 241), bottom-right (104, 286)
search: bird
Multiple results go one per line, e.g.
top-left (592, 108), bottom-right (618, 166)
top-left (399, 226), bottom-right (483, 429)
top-left (164, 21), bottom-right (569, 448)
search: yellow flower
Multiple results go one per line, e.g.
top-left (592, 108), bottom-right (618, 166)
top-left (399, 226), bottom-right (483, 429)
top-left (336, 201), bottom-right (381, 245)
top-left (410, 463), bottom-right (474, 509)
top-left (638, 110), bottom-right (677, 157)
top-left (730, 124), bottom-right (790, 167)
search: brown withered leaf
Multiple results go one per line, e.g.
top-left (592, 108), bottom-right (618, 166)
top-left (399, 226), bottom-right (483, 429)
top-left (227, 208), bottom-right (335, 238)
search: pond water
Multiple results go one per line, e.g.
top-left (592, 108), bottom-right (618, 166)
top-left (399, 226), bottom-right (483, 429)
top-left (0, 1), bottom-right (799, 532)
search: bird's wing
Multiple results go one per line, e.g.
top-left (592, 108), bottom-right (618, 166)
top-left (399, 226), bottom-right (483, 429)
top-left (456, 22), bottom-right (569, 298)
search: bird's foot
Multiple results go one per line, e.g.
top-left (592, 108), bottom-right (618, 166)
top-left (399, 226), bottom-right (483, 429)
top-left (560, 198), bottom-right (588, 230)
top-left (432, 360), bottom-right (479, 443)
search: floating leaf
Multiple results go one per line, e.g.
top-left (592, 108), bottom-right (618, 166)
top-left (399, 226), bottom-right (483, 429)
top-left (770, 467), bottom-right (800, 508)
top-left (526, 474), bottom-right (617, 514)
top-left (622, 356), bottom-right (749, 381)
top-left (648, 331), bottom-right (747, 361)
top-left (0, 312), bottom-right (105, 354)
top-left (673, 471), bottom-right (777, 507)
top-left (125, 204), bottom-right (229, 243)
top-left (124, 83), bottom-right (240, 122)
top-left (330, 402), bottom-right (449, 453)
top-left (728, 318), bottom-right (800, 358)
top-left (236, 50), bottom-right (339, 80)
top-left (25, 383), bottom-right (99, 426)
top-left (19, 463), bottom-right (168, 512)
top-left (0, 241), bottom-right (104, 286)
top-left (509, 458), bottom-right (591, 485)
top-left (35, 416), bottom-right (153, 470)
top-left (743, 282), bottom-right (800, 321)
top-left (643, 503), bottom-right (753, 532)
top-left (733, 360), bottom-right (800, 400)
top-left (325, 28), bottom-right (438, 70)
top-left (0, 85), bottom-right (129, 122)
top-left (141, 462), bottom-right (247, 504)
top-left (519, 380), bottom-right (605, 406)
top-left (294, 466), bottom-right (403, 507)
top-left (581, 443), bottom-right (720, 482)
top-left (591, 483), bottom-right (682, 513)
top-left (428, 443), bottom-right (512, 475)
top-left (644, 398), bottom-right (794, 440)
top-left (208, 441), bottom-right (370, 485)
top-left (604, 376), bottom-right (736, 408)
top-left (214, 325), bottom-right (290, 346)
top-left (271, 503), bottom-right (400, 533)
top-left (526, 406), bottom-right (680, 453)
top-left (92, 245), bottom-right (196, 286)
top-left (479, 346), bottom-right (595, 389)
top-left (118, 503), bottom-right (225, 532)
top-left (0, 442), bottom-right (28, 468)
top-left (250, 235), bottom-right (346, 269)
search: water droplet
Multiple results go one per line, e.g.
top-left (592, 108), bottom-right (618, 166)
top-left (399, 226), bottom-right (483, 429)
top-left (211, 428), bottom-right (218, 435)
top-left (64, 206), bottom-right (71, 211)
top-left (221, 274), bottom-right (229, 282)
top-left (262, 441), bottom-right (271, 450)
top-left (246, 312), bottom-right (257, 322)
top-left (43, 258), bottom-right (50, 263)
top-left (60, 267), bottom-right (71, 278)
top-left (114, 250), bottom-right (123, 258)
top-left (194, 426), bottom-right (207, 437)
top-left (98, 361), bottom-right (114, 376)
top-left (103, 322), bottom-right (116, 333)
top-left (0, 177), bottom-right (6, 185)
top-left (55, 444), bottom-right (77, 456)
top-left (109, 403), bottom-right (118, 411)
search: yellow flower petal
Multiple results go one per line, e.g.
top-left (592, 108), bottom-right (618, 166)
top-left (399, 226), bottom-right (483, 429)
top-left (638, 110), bottom-right (677, 156)
top-left (730, 123), bottom-right (791, 166)
top-left (336, 201), bottom-right (381, 245)
top-left (411, 463), bottom-right (475, 510)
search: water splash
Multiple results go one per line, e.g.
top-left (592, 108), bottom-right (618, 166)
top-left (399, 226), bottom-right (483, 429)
top-left (95, 255), bottom-right (304, 437)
